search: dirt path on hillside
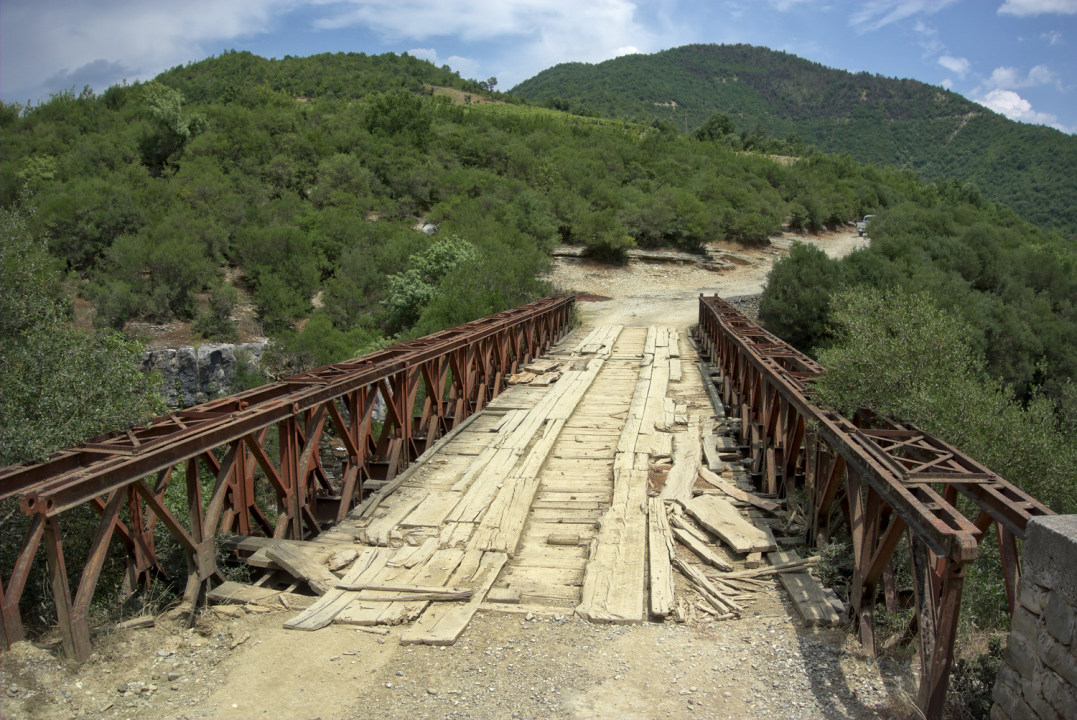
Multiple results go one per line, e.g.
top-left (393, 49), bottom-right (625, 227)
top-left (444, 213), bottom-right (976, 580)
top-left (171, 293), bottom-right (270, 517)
top-left (548, 229), bottom-right (867, 329)
top-left (2, 230), bottom-right (920, 720)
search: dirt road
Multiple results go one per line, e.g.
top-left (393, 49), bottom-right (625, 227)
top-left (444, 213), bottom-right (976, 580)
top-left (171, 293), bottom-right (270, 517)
top-left (549, 229), bottom-right (867, 329)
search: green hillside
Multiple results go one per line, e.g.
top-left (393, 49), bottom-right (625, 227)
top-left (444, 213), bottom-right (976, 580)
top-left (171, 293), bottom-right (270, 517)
top-left (2, 49), bottom-right (1075, 465)
top-left (0, 51), bottom-right (913, 369)
top-left (512, 44), bottom-right (1077, 235)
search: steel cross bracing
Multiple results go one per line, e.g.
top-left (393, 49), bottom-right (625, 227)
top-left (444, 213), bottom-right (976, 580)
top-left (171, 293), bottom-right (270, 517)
top-left (696, 294), bottom-right (1054, 719)
top-left (0, 294), bottom-right (573, 661)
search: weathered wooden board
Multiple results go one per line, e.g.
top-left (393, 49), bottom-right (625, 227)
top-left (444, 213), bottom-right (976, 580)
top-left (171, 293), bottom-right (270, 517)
top-left (768, 550), bottom-right (842, 627)
top-left (669, 523), bottom-right (733, 572)
top-left (283, 547), bottom-right (392, 630)
top-left (698, 467), bottom-right (781, 513)
top-left (400, 551), bottom-right (508, 645)
top-left (265, 544), bottom-right (341, 595)
top-left (208, 581), bottom-right (315, 610)
top-left (647, 497), bottom-right (675, 618)
top-left (659, 414), bottom-right (701, 503)
top-left (682, 494), bottom-right (777, 554)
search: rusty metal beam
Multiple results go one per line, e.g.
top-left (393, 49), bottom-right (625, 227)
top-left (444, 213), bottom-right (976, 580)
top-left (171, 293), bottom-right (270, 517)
top-left (695, 294), bottom-right (1055, 720)
top-left (0, 294), bottom-right (573, 659)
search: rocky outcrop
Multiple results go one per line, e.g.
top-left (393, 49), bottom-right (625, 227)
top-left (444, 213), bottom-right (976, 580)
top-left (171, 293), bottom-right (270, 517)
top-left (142, 342), bottom-right (266, 407)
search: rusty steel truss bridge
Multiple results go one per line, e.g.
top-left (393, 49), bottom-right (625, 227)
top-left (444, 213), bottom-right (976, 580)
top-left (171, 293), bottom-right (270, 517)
top-left (0, 294), bottom-right (1055, 719)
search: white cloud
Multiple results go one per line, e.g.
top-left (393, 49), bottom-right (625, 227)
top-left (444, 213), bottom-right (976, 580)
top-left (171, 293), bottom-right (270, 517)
top-left (975, 88), bottom-right (1072, 132)
top-left (998, 0), bottom-right (1077, 17)
top-left (941, 78), bottom-right (954, 89)
top-left (1, 0), bottom-right (288, 102)
top-left (986, 64), bottom-right (1057, 89)
top-left (405, 47), bottom-right (480, 78)
top-left (938, 55), bottom-right (970, 77)
top-left (308, 0), bottom-right (671, 89)
top-left (762, 0), bottom-right (815, 10)
top-left (1042, 29), bottom-right (1064, 44)
top-left (913, 20), bottom-right (944, 57)
top-left (849, 0), bottom-right (962, 31)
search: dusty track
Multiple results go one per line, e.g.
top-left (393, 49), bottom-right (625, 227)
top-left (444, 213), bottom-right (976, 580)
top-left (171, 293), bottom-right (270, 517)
top-left (2, 231), bottom-right (918, 720)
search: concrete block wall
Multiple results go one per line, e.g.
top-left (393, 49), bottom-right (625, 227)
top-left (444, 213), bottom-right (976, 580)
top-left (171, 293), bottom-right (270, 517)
top-left (992, 515), bottom-right (1077, 720)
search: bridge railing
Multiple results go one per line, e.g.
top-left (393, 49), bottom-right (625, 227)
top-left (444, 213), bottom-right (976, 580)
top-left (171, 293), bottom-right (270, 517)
top-left (0, 294), bottom-right (574, 661)
top-left (697, 294), bottom-right (1053, 719)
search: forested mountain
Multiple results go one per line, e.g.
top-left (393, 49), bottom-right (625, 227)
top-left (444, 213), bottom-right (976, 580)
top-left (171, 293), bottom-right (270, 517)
top-left (512, 44), bottom-right (1077, 235)
top-left (0, 50), bottom-right (916, 360)
top-left (2, 50), bottom-right (1075, 469)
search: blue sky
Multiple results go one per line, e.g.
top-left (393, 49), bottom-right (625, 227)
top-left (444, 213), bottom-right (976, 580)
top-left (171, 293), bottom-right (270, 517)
top-left (2, 0), bottom-right (1075, 133)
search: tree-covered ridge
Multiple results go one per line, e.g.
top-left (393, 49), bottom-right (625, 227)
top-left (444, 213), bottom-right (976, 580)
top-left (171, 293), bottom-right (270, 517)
top-left (152, 49), bottom-right (496, 105)
top-left (760, 182), bottom-right (1077, 423)
top-left (1, 50), bottom-right (925, 363)
top-left (512, 43), bottom-right (1077, 235)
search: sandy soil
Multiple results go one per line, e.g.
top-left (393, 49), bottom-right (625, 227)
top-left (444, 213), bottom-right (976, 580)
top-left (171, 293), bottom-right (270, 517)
top-left (549, 229), bottom-right (868, 329)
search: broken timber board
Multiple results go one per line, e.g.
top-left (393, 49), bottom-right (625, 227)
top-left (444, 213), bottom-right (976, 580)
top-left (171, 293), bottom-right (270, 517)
top-left (682, 494), bottom-right (777, 554)
top-left (658, 414), bottom-right (701, 503)
top-left (337, 546), bottom-right (463, 626)
top-left (701, 435), bottom-right (724, 472)
top-left (208, 581), bottom-right (316, 610)
top-left (283, 547), bottom-right (392, 630)
top-left (768, 550), bottom-right (841, 627)
top-left (669, 523), bottom-right (733, 572)
top-left (265, 544), bottom-right (342, 595)
top-left (647, 497), bottom-right (675, 618)
top-left (400, 550), bottom-right (508, 645)
top-left (698, 467), bottom-right (781, 513)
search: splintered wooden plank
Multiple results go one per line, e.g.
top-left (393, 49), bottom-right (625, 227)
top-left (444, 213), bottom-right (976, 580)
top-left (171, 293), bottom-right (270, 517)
top-left (682, 494), bottom-right (777, 554)
top-left (208, 581), bottom-right (316, 610)
top-left (647, 497), bottom-right (675, 618)
top-left (698, 467), bottom-right (781, 513)
top-left (363, 492), bottom-right (424, 546)
top-left (335, 544), bottom-right (460, 626)
top-left (702, 435), bottom-right (724, 472)
top-left (524, 359), bottom-right (561, 374)
top-left (400, 491), bottom-right (463, 529)
top-left (669, 358), bottom-right (683, 383)
top-left (659, 414), bottom-right (701, 503)
top-left (284, 547), bottom-right (392, 630)
top-left (668, 515), bottom-right (733, 572)
top-left (768, 550), bottom-right (841, 627)
top-left (400, 551), bottom-right (508, 645)
top-left (265, 544), bottom-right (341, 596)
top-left (576, 453), bottom-right (649, 623)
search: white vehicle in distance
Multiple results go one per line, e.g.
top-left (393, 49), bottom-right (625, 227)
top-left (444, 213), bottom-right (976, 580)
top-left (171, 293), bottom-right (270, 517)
top-left (856, 214), bottom-right (875, 237)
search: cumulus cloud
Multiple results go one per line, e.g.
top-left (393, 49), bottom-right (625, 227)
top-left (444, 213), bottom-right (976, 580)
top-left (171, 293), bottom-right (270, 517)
top-left (1, 0), bottom-right (287, 102)
top-left (998, 0), bottom-right (1077, 17)
top-left (406, 47), bottom-right (480, 78)
top-left (309, 0), bottom-right (671, 89)
top-left (938, 55), bottom-right (970, 77)
top-left (849, 0), bottom-right (962, 32)
top-left (975, 88), bottom-right (1072, 132)
top-left (986, 64), bottom-right (1057, 89)
top-left (762, 0), bottom-right (815, 10)
top-left (1041, 30), bottom-right (1063, 44)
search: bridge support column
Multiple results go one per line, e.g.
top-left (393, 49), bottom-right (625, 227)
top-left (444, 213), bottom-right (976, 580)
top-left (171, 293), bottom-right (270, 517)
top-left (910, 534), bottom-right (966, 719)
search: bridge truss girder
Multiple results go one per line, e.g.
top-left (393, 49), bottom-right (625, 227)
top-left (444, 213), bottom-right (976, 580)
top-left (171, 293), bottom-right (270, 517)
top-left (0, 295), bottom-right (574, 661)
top-left (696, 294), bottom-right (1053, 719)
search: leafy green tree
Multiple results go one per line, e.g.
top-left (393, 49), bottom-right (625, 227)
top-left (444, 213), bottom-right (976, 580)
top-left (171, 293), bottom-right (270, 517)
top-left (815, 287), bottom-right (1076, 516)
top-left (695, 112), bottom-right (736, 142)
top-left (759, 242), bottom-right (842, 351)
top-left (1, 209), bottom-right (165, 464)
top-left (384, 236), bottom-right (477, 333)
top-left (138, 81), bottom-right (207, 176)
top-left (364, 90), bottom-right (432, 149)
